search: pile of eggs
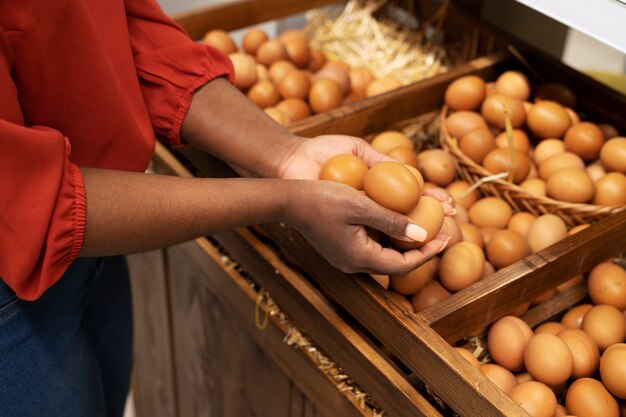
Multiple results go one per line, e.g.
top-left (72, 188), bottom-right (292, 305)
top-left (322, 129), bottom-right (588, 313)
top-left (443, 71), bottom-right (626, 206)
top-left (203, 28), bottom-right (403, 126)
top-left (453, 260), bottom-right (626, 417)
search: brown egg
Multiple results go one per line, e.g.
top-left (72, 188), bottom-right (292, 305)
top-left (445, 75), bottom-right (486, 111)
top-left (561, 304), bottom-right (593, 329)
top-left (389, 262), bottom-right (432, 295)
top-left (483, 148), bottom-right (532, 184)
top-left (565, 107), bottom-right (580, 125)
top-left (598, 123), bottom-right (620, 140)
top-left (593, 172), bottom-right (626, 206)
top-left (364, 161), bottom-right (421, 214)
top-left (566, 377), bottom-right (620, 417)
top-left (520, 178), bottom-right (547, 196)
top-left (524, 162), bottom-right (539, 181)
top-left (558, 328), bottom-right (600, 379)
top-left (485, 82), bottom-right (497, 96)
top-left (481, 94), bottom-right (526, 129)
top-left (601, 137), bottom-right (626, 173)
top-left (366, 76), bottom-right (401, 97)
top-left (480, 227), bottom-right (499, 245)
top-left (268, 60), bottom-right (295, 84)
top-left (533, 139), bottom-right (566, 165)
top-left (277, 70), bottom-right (310, 99)
top-left (483, 260), bottom-right (496, 279)
top-left (276, 98), bottom-right (310, 123)
top-left (582, 304), bottom-right (626, 350)
top-left (527, 101), bottom-right (572, 139)
top-left (495, 71), bottom-right (531, 101)
top-left (524, 334), bottom-right (573, 385)
top-left (229, 53), bottom-right (258, 90)
top-left (495, 129), bottom-right (531, 154)
top-left (370, 274), bottom-right (389, 289)
top-left (257, 40), bottom-right (289, 66)
top-left (384, 147), bottom-right (417, 168)
top-left (469, 197), bottom-right (513, 229)
top-left (459, 127), bottom-right (497, 164)
top-left (532, 288), bottom-right (556, 305)
top-left (349, 67), bottom-right (374, 96)
top-left (203, 29), bottom-right (237, 54)
top-left (546, 168), bottom-right (595, 203)
top-left (587, 161), bottom-right (608, 182)
top-left (588, 262), bottom-right (626, 310)
top-left (404, 165), bottom-right (425, 189)
top-left (386, 290), bottom-right (414, 313)
top-left (600, 343), bottom-right (626, 399)
top-left (509, 381), bottom-right (558, 417)
top-left (480, 363), bottom-right (518, 394)
top-left (417, 149), bottom-right (456, 186)
top-left (242, 28), bottom-right (269, 55)
top-left (535, 322), bottom-right (567, 335)
top-left (507, 212), bottom-right (537, 237)
top-left (564, 122), bottom-right (605, 161)
top-left (526, 214), bottom-right (567, 253)
top-left (439, 242), bottom-right (484, 292)
top-left (264, 107), bottom-right (291, 126)
top-left (446, 181), bottom-right (478, 209)
top-left (516, 372), bottom-right (534, 384)
top-left (535, 83), bottom-right (576, 108)
top-left (455, 347), bottom-right (481, 369)
top-left (247, 80), bottom-right (280, 108)
top-left (314, 62), bottom-right (351, 96)
top-left (319, 154), bottom-right (368, 190)
top-left (553, 404), bottom-right (568, 417)
top-left (410, 281), bottom-right (451, 312)
top-left (309, 79), bottom-right (343, 114)
top-left (370, 131), bottom-right (413, 153)
top-left (283, 38), bottom-right (310, 68)
top-left (486, 229), bottom-right (531, 269)
top-left (459, 223), bottom-right (484, 248)
top-left (557, 274), bottom-right (584, 292)
top-left (390, 196), bottom-right (444, 250)
top-left (307, 49), bottom-right (326, 72)
top-left (538, 152), bottom-right (585, 180)
top-left (445, 111), bottom-right (489, 139)
top-left (256, 64), bottom-right (270, 81)
top-left (454, 204), bottom-right (469, 224)
top-left (441, 216), bottom-right (463, 249)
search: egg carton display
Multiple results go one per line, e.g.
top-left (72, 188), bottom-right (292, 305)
top-left (194, 0), bottom-right (499, 127)
top-left (439, 64), bottom-right (625, 227)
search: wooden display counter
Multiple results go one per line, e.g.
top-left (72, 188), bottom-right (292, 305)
top-left (127, 1), bottom-right (626, 417)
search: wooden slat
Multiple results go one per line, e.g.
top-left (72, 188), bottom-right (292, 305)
top-left (213, 228), bottom-right (444, 417)
top-left (172, 0), bottom-right (340, 40)
top-left (259, 222), bottom-right (529, 417)
top-left (289, 53), bottom-right (509, 138)
top-left (418, 210), bottom-right (626, 342)
top-left (126, 250), bottom-right (178, 417)
top-left (521, 284), bottom-right (588, 329)
top-left (168, 239), bottom-right (363, 417)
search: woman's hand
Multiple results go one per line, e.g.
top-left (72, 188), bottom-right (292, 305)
top-left (284, 180), bottom-right (450, 275)
top-left (276, 134), bottom-right (389, 180)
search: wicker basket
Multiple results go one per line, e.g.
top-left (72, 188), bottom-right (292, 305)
top-left (439, 106), bottom-right (624, 227)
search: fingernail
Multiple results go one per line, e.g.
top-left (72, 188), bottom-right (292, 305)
top-left (405, 223), bottom-right (427, 242)
top-left (448, 208), bottom-right (458, 216)
top-left (447, 197), bottom-right (454, 204)
top-left (437, 236), bottom-right (452, 254)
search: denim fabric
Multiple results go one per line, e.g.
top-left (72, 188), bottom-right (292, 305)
top-left (0, 256), bottom-right (132, 417)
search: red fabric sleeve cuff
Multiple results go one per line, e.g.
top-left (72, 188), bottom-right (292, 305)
top-left (135, 44), bottom-right (234, 145)
top-left (68, 163), bottom-right (87, 264)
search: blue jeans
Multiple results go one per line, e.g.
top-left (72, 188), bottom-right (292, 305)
top-left (0, 256), bottom-right (132, 417)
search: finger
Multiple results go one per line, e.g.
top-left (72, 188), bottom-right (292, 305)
top-left (350, 195), bottom-right (428, 243)
top-left (356, 235), bottom-right (450, 275)
top-left (422, 188), bottom-right (456, 216)
top-left (347, 136), bottom-right (392, 167)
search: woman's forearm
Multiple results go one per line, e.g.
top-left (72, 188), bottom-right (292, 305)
top-left (79, 167), bottom-right (293, 257)
top-left (181, 76), bottom-right (302, 179)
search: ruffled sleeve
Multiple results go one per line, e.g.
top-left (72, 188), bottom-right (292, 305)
top-left (0, 31), bottom-right (86, 301)
top-left (125, 0), bottom-right (234, 144)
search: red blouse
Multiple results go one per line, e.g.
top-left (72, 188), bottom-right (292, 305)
top-left (0, 0), bottom-right (234, 300)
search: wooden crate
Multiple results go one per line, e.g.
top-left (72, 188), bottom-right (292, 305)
top-left (156, 43), bottom-right (626, 416)
top-left (128, 1), bottom-right (626, 416)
